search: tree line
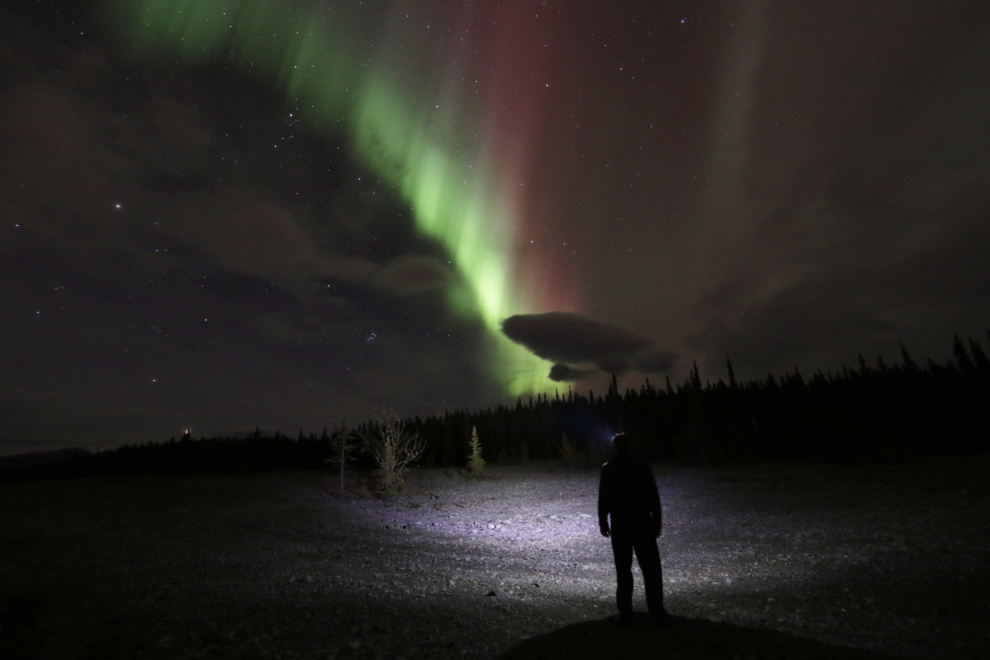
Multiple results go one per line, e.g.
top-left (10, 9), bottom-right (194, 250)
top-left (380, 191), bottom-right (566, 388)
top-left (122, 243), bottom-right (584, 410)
top-left (415, 333), bottom-right (990, 466)
top-left (2, 333), bottom-right (988, 482)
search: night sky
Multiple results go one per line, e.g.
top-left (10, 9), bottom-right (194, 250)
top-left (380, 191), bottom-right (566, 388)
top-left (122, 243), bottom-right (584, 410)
top-left (3, 0), bottom-right (989, 453)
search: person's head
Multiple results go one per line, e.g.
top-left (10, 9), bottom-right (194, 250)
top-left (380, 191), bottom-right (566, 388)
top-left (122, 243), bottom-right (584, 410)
top-left (612, 433), bottom-right (631, 456)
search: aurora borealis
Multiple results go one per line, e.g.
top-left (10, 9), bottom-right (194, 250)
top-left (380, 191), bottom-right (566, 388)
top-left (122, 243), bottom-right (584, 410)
top-left (2, 0), bottom-right (990, 451)
top-left (106, 0), bottom-right (583, 395)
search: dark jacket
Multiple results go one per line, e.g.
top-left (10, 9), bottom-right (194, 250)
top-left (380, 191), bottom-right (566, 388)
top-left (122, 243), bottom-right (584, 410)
top-left (598, 451), bottom-right (661, 531)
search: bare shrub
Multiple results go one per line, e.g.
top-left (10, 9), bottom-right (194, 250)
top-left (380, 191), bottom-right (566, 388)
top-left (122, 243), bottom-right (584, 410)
top-left (358, 411), bottom-right (425, 495)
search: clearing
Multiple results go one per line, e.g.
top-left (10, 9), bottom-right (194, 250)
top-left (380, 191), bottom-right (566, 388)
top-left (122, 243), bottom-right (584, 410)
top-left (1, 457), bottom-right (988, 659)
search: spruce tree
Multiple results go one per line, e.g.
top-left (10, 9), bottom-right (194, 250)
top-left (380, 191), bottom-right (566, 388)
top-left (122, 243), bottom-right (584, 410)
top-left (558, 432), bottom-right (578, 467)
top-left (900, 342), bottom-right (919, 372)
top-left (953, 335), bottom-right (976, 374)
top-left (690, 361), bottom-right (703, 392)
top-left (607, 373), bottom-right (619, 399)
top-left (326, 422), bottom-right (356, 495)
top-left (968, 337), bottom-right (990, 374)
top-left (467, 426), bottom-right (485, 473)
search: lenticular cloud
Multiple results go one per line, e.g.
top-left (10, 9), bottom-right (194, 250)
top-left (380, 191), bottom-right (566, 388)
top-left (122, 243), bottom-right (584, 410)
top-left (502, 312), bottom-right (667, 376)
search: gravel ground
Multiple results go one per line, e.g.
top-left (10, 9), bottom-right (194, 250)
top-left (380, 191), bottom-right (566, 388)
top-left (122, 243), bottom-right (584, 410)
top-left (1, 456), bottom-right (988, 659)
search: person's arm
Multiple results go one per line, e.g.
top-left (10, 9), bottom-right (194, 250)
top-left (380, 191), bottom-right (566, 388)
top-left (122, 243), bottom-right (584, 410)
top-left (646, 466), bottom-right (662, 537)
top-left (598, 465), bottom-right (610, 537)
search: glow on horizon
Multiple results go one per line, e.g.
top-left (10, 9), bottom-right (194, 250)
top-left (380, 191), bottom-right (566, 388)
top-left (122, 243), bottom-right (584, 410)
top-left (105, 0), bottom-right (562, 395)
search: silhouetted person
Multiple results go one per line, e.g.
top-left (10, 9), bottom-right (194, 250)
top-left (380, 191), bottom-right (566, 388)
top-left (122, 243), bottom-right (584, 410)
top-left (598, 433), bottom-right (666, 627)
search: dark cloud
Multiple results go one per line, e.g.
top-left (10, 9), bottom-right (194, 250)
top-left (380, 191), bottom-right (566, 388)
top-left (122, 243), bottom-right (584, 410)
top-left (547, 363), bottom-right (595, 382)
top-left (634, 350), bottom-right (679, 374)
top-left (501, 312), bottom-right (654, 374)
top-left (694, 211), bottom-right (990, 381)
top-left (372, 255), bottom-right (453, 296)
top-left (0, 22), bottom-right (499, 448)
top-left (677, 3), bottom-right (990, 382)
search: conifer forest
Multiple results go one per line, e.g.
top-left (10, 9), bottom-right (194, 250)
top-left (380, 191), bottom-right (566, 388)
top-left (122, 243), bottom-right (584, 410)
top-left (4, 334), bottom-right (989, 482)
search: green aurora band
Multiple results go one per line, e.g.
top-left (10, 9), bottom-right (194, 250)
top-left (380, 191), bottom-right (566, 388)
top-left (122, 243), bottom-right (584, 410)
top-left (104, 0), bottom-right (556, 395)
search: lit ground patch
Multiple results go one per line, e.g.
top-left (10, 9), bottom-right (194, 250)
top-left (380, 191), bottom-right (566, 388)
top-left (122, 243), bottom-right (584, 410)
top-left (0, 459), bottom-right (987, 658)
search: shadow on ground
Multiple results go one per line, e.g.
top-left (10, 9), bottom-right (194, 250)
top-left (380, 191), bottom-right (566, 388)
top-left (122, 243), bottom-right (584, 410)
top-left (500, 614), bottom-right (903, 660)
top-left (0, 590), bottom-right (45, 660)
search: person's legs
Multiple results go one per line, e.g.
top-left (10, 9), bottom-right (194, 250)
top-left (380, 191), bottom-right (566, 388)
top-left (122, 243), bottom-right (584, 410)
top-left (610, 528), bottom-right (635, 622)
top-left (633, 532), bottom-right (666, 622)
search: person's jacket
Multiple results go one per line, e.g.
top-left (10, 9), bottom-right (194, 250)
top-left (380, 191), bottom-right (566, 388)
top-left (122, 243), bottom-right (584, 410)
top-left (598, 451), bottom-right (661, 531)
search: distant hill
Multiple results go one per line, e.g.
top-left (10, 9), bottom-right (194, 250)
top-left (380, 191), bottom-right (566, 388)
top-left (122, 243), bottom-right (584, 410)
top-left (0, 447), bottom-right (91, 470)
top-left (0, 432), bottom-right (338, 482)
